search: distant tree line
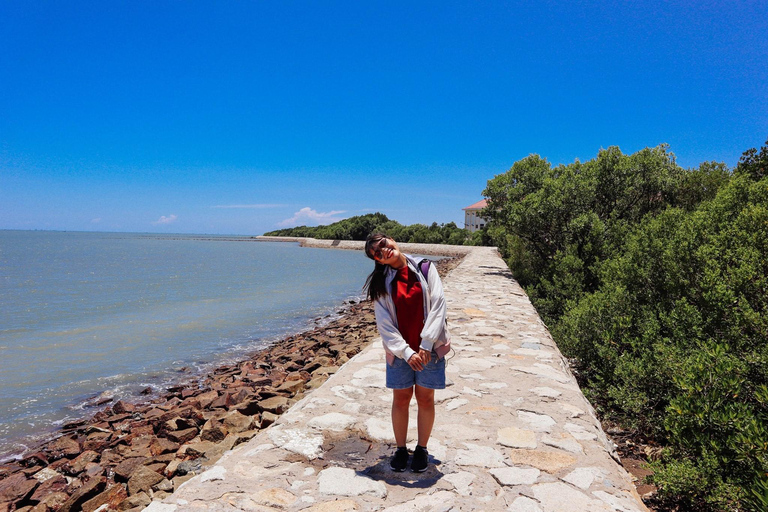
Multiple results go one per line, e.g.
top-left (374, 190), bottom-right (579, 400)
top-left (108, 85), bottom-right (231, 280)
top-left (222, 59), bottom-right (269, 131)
top-left (264, 212), bottom-right (484, 246)
top-left (483, 139), bottom-right (768, 511)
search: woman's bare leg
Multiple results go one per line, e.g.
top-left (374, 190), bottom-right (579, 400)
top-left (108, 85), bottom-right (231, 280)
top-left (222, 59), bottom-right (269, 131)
top-left (392, 387), bottom-right (414, 447)
top-left (414, 385), bottom-right (435, 447)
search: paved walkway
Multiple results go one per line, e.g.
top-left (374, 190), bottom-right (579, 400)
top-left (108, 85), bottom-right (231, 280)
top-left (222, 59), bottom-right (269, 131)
top-left (148, 246), bottom-right (647, 511)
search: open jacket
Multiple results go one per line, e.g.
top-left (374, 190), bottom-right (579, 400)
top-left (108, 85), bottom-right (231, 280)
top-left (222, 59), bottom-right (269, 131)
top-left (373, 254), bottom-right (451, 365)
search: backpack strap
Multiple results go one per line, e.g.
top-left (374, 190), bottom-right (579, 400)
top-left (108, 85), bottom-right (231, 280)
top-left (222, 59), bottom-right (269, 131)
top-left (418, 259), bottom-right (431, 279)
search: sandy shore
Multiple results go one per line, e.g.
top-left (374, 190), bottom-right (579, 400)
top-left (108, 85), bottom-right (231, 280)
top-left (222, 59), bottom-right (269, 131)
top-left (0, 255), bottom-right (462, 512)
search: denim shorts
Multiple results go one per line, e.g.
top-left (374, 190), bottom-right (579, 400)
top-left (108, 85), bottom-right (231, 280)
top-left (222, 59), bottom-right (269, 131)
top-left (386, 351), bottom-right (446, 390)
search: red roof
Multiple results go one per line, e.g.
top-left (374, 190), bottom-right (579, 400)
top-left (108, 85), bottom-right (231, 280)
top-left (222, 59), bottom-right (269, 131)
top-left (462, 199), bottom-right (487, 210)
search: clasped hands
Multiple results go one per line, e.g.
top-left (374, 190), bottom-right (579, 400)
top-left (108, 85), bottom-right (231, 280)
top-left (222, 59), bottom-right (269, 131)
top-left (407, 349), bottom-right (431, 371)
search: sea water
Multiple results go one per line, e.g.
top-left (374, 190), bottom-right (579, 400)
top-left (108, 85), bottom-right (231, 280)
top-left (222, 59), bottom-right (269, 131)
top-left (0, 231), bottom-right (372, 460)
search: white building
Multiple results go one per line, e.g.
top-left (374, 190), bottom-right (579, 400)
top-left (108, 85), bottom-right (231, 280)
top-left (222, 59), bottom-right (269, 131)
top-left (463, 199), bottom-right (488, 232)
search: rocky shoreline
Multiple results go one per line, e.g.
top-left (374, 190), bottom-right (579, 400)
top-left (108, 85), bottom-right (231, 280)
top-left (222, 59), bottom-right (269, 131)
top-left (0, 257), bottom-right (462, 512)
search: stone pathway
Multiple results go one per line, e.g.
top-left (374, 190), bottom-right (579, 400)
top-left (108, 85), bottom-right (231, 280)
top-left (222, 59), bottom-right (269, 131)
top-left (148, 246), bottom-right (647, 511)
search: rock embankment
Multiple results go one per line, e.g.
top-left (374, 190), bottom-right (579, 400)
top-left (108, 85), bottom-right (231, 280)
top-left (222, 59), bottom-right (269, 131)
top-left (0, 256), bottom-right (460, 512)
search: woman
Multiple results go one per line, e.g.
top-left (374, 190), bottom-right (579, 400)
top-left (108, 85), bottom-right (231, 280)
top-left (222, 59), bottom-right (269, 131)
top-left (363, 233), bottom-right (451, 473)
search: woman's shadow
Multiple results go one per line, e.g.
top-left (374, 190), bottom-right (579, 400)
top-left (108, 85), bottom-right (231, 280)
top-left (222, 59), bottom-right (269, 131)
top-left (359, 446), bottom-right (444, 488)
top-left (320, 435), bottom-right (444, 489)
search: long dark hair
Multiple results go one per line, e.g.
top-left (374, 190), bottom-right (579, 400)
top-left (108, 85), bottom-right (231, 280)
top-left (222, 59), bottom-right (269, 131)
top-left (363, 233), bottom-right (390, 301)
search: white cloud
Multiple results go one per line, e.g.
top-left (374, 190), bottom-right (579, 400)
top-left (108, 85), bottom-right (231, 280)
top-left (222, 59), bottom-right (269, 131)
top-left (278, 207), bottom-right (347, 227)
top-left (91, 218), bottom-right (101, 224)
top-left (213, 204), bottom-right (285, 209)
top-left (152, 214), bottom-right (178, 225)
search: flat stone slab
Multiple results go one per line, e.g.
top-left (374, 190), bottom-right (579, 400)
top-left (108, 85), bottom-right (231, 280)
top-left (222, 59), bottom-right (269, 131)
top-left (455, 444), bottom-right (506, 468)
top-left (444, 471), bottom-right (476, 496)
top-left (497, 427), bottom-right (538, 449)
top-left (490, 466), bottom-right (540, 486)
top-left (267, 427), bottom-right (323, 459)
top-left (317, 467), bottom-right (387, 498)
top-left (307, 413), bottom-right (356, 431)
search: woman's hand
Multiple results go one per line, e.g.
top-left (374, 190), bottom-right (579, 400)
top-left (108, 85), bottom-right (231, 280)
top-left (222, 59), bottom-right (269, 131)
top-left (407, 350), bottom-right (431, 371)
top-left (407, 352), bottom-right (424, 371)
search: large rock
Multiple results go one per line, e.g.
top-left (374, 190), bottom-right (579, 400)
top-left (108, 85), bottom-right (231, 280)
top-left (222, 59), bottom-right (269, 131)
top-left (150, 437), bottom-right (180, 455)
top-left (47, 437), bottom-right (81, 459)
top-left (30, 474), bottom-right (67, 502)
top-left (200, 420), bottom-right (228, 442)
top-left (63, 450), bottom-right (99, 474)
top-left (165, 427), bottom-right (198, 444)
top-left (114, 457), bottom-right (148, 481)
top-left (179, 436), bottom-right (236, 461)
top-left (81, 483), bottom-right (128, 512)
top-left (0, 473), bottom-right (38, 504)
top-left (258, 396), bottom-right (290, 414)
top-left (195, 390), bottom-right (219, 409)
top-left (276, 379), bottom-right (304, 394)
top-left (31, 491), bottom-right (69, 511)
top-left (58, 476), bottom-right (106, 512)
top-left (222, 411), bottom-right (252, 433)
top-left (127, 467), bottom-right (164, 495)
top-left (117, 491), bottom-right (150, 510)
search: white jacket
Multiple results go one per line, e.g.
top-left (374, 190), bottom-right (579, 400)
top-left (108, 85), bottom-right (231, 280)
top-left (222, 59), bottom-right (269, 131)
top-left (373, 254), bottom-right (451, 364)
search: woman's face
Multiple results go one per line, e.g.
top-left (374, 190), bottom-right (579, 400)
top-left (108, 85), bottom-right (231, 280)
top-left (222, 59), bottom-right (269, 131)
top-left (369, 237), bottom-right (401, 266)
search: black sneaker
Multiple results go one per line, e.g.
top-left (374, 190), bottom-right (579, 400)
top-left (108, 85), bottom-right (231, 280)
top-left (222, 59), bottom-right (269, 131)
top-left (411, 445), bottom-right (428, 472)
top-left (390, 447), bottom-right (409, 472)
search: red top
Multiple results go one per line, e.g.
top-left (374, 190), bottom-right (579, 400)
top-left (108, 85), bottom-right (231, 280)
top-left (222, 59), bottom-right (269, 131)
top-left (393, 265), bottom-right (425, 353)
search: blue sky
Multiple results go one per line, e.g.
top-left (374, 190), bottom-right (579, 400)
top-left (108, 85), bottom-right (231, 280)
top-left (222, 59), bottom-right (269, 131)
top-left (2, 1), bottom-right (766, 235)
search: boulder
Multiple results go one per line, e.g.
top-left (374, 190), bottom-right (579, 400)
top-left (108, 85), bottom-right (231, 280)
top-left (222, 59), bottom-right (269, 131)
top-left (165, 427), bottom-right (198, 444)
top-left (83, 432), bottom-right (111, 452)
top-left (154, 478), bottom-right (173, 492)
top-left (175, 460), bottom-right (203, 476)
top-left (0, 473), bottom-right (38, 504)
top-left (29, 491), bottom-right (69, 511)
top-left (195, 390), bottom-right (219, 409)
top-left (63, 450), bottom-right (99, 475)
top-left (209, 392), bottom-right (235, 409)
top-left (258, 396), bottom-right (290, 414)
top-left (163, 459), bottom-right (181, 478)
top-left (117, 491), bottom-right (150, 510)
top-left (276, 380), bottom-right (304, 395)
top-left (232, 430), bottom-right (259, 447)
top-left (200, 420), bottom-right (228, 442)
top-left (114, 457), bottom-right (148, 481)
top-left (149, 437), bottom-right (180, 455)
top-left (260, 412), bottom-right (279, 428)
top-left (127, 467), bottom-right (164, 496)
top-left (222, 411), bottom-right (252, 433)
top-left (46, 437), bottom-right (80, 460)
top-left (234, 399), bottom-right (262, 416)
top-left (311, 366), bottom-right (340, 377)
top-left (163, 417), bottom-right (196, 432)
top-left (58, 476), bottom-right (106, 512)
top-left (81, 483), bottom-right (127, 512)
top-left (112, 401), bottom-right (135, 414)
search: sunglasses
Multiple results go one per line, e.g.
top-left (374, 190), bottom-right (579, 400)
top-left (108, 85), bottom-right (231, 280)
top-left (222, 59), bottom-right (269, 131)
top-left (370, 238), bottom-right (390, 260)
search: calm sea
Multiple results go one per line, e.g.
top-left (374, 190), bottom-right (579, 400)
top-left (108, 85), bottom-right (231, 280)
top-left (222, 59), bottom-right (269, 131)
top-left (0, 230), bottom-right (372, 461)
